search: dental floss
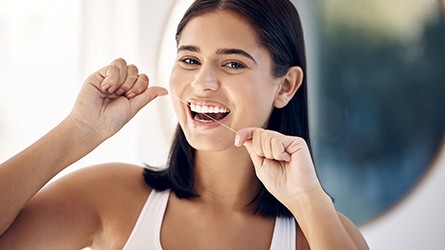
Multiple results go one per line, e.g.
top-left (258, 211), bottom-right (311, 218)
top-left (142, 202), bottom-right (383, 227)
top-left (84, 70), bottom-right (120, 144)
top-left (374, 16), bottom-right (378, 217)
top-left (169, 93), bottom-right (239, 135)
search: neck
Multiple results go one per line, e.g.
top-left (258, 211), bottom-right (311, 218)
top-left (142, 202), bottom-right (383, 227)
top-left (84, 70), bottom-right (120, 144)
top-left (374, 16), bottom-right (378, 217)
top-left (194, 146), bottom-right (261, 212)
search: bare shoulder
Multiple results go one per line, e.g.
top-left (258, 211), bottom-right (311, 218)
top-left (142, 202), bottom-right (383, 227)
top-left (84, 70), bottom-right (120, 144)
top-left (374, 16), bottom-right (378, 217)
top-left (0, 163), bottom-right (151, 249)
top-left (63, 162), bottom-right (150, 194)
top-left (68, 163), bottom-right (153, 247)
top-left (60, 163), bottom-right (151, 245)
top-left (48, 163), bottom-right (151, 213)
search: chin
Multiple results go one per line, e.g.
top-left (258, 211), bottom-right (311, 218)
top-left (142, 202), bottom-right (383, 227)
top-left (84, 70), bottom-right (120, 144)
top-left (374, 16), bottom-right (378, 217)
top-left (183, 129), bottom-right (237, 152)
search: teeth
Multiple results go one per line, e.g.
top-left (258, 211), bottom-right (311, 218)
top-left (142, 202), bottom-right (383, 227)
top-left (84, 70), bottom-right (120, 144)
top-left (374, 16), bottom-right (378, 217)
top-left (194, 116), bottom-right (214, 123)
top-left (190, 103), bottom-right (229, 113)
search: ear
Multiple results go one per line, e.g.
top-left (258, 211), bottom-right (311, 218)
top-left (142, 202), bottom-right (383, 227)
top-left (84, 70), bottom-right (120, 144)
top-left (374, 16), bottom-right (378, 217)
top-left (273, 66), bottom-right (304, 108)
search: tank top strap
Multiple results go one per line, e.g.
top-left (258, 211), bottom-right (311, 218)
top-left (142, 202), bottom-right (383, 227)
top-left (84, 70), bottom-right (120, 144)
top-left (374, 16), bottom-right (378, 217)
top-left (269, 216), bottom-right (296, 250)
top-left (123, 189), bottom-right (170, 250)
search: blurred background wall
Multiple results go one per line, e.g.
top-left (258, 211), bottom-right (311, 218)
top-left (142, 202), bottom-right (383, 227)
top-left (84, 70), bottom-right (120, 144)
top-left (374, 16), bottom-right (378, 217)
top-left (0, 0), bottom-right (443, 249)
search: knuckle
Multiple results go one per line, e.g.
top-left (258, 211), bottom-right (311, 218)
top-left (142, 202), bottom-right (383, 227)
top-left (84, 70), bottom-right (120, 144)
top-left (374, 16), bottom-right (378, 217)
top-left (265, 151), bottom-right (273, 159)
top-left (138, 73), bottom-right (149, 81)
top-left (254, 147), bottom-right (264, 157)
top-left (127, 64), bottom-right (138, 73)
top-left (106, 65), bottom-right (119, 80)
top-left (108, 64), bottom-right (118, 72)
top-left (252, 127), bottom-right (263, 136)
top-left (113, 58), bottom-right (127, 66)
top-left (119, 84), bottom-right (131, 91)
top-left (295, 136), bottom-right (307, 145)
top-left (138, 74), bottom-right (149, 86)
top-left (272, 151), bottom-right (281, 160)
top-left (271, 137), bottom-right (281, 147)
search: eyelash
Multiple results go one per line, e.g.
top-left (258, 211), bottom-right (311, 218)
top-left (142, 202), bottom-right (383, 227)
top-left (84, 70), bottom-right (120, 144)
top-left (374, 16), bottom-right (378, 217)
top-left (180, 57), bottom-right (200, 65)
top-left (179, 57), bottom-right (247, 70)
top-left (223, 61), bottom-right (247, 69)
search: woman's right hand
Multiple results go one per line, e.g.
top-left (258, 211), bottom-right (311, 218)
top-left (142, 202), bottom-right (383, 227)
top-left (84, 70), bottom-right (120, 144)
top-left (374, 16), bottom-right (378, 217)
top-left (68, 58), bottom-right (168, 142)
top-left (0, 58), bottom-right (168, 246)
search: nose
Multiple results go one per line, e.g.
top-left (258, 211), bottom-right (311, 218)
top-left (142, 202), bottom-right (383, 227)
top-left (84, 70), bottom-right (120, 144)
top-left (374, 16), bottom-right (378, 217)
top-left (191, 64), bottom-right (220, 92)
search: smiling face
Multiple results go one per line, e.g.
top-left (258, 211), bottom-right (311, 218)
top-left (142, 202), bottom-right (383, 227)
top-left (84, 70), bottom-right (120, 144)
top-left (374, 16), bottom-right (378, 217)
top-left (170, 10), bottom-right (282, 151)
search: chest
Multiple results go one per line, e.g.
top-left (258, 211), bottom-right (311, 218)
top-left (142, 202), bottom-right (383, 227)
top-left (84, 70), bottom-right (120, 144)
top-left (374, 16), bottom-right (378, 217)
top-left (160, 199), bottom-right (275, 250)
top-left (118, 190), bottom-right (298, 250)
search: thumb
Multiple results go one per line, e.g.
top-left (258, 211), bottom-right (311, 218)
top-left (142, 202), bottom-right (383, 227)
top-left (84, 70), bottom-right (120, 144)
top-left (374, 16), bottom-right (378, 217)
top-left (129, 86), bottom-right (168, 116)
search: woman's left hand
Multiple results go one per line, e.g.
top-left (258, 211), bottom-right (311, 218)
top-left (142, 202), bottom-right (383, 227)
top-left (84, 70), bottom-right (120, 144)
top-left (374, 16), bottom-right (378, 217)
top-left (236, 128), bottom-right (370, 250)
top-left (235, 127), bottom-right (324, 207)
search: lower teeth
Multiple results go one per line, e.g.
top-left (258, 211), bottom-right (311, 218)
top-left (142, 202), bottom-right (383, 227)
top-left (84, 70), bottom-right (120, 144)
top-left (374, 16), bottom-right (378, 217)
top-left (194, 115), bottom-right (215, 123)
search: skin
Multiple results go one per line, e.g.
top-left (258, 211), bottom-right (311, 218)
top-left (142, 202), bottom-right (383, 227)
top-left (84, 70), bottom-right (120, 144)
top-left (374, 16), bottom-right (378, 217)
top-left (0, 9), bottom-right (368, 250)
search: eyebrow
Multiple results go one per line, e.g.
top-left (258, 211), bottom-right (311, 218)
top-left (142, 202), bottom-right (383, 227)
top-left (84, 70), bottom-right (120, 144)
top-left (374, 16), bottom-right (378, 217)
top-left (177, 45), bottom-right (200, 53)
top-left (217, 48), bottom-right (257, 64)
top-left (177, 45), bottom-right (257, 64)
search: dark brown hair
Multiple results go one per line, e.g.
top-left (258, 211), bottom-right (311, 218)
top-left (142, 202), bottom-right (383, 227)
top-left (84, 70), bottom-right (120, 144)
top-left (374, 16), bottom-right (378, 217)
top-left (145, 0), bottom-right (314, 217)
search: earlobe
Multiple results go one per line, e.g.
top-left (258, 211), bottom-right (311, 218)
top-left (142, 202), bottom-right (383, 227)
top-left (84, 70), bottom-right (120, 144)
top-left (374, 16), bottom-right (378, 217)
top-left (274, 66), bottom-right (304, 108)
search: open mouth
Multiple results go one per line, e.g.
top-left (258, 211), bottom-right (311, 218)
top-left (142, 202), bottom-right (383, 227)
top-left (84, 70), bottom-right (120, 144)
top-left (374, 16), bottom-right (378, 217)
top-left (189, 102), bottom-right (230, 123)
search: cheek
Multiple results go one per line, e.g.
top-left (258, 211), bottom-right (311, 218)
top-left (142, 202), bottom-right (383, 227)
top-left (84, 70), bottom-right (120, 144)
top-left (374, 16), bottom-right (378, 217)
top-left (234, 84), bottom-right (277, 127)
top-left (169, 68), bottom-right (189, 121)
top-left (169, 67), bottom-right (191, 103)
top-left (169, 66), bottom-right (182, 93)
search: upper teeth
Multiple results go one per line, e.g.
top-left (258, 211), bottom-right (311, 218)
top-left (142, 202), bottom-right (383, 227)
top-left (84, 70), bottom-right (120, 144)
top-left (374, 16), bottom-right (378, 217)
top-left (190, 103), bottom-right (230, 113)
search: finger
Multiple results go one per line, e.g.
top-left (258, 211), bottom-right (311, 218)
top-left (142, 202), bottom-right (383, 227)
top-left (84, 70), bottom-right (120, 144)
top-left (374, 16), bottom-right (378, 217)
top-left (116, 64), bottom-right (139, 96)
top-left (104, 58), bottom-right (127, 94)
top-left (261, 131), bottom-right (275, 159)
top-left (271, 137), bottom-right (291, 162)
top-left (252, 128), bottom-right (265, 157)
top-left (101, 65), bottom-right (119, 92)
top-left (234, 127), bottom-right (256, 147)
top-left (113, 58), bottom-right (128, 84)
top-left (126, 74), bottom-right (149, 98)
top-left (128, 86), bottom-right (168, 117)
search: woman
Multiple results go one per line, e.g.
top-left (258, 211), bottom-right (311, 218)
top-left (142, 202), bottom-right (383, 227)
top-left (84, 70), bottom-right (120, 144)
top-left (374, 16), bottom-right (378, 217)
top-left (0, 0), bottom-right (369, 249)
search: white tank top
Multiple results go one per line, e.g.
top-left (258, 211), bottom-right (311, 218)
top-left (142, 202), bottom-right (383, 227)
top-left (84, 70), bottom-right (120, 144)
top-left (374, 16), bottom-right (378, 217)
top-left (123, 189), bottom-right (296, 249)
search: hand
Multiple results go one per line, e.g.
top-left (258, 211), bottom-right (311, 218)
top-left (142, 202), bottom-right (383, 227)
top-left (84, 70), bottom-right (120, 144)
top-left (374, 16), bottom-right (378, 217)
top-left (235, 128), bottom-right (324, 207)
top-left (69, 58), bottom-right (168, 141)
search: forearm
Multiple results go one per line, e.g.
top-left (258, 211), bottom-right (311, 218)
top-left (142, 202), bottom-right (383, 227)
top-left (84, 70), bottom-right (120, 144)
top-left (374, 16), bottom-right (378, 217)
top-left (0, 117), bottom-right (101, 235)
top-left (287, 189), bottom-right (363, 250)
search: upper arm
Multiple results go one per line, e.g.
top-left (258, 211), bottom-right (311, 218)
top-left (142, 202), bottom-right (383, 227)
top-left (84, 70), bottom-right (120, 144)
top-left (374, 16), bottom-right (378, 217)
top-left (338, 212), bottom-right (369, 250)
top-left (0, 167), bottom-right (104, 249)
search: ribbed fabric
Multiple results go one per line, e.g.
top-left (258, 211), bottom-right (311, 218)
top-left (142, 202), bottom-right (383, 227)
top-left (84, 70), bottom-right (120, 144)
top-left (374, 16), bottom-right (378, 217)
top-left (270, 216), bottom-right (296, 250)
top-left (123, 189), bottom-right (295, 250)
top-left (123, 189), bottom-right (168, 250)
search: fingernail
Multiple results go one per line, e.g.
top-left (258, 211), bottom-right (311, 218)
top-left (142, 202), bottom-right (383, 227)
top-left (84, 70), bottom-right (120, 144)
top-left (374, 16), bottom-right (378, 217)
top-left (126, 92), bottom-right (136, 98)
top-left (234, 134), bottom-right (241, 147)
top-left (102, 84), bottom-right (110, 92)
top-left (108, 85), bottom-right (118, 93)
top-left (116, 88), bottom-right (125, 96)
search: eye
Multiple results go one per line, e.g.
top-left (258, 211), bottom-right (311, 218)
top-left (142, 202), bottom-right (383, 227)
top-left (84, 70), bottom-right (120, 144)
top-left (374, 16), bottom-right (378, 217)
top-left (223, 61), bottom-right (247, 69)
top-left (180, 57), bottom-right (200, 65)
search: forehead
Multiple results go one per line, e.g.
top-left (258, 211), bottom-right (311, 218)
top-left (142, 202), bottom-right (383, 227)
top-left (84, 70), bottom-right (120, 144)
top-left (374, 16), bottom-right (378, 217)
top-left (178, 10), bottom-right (261, 51)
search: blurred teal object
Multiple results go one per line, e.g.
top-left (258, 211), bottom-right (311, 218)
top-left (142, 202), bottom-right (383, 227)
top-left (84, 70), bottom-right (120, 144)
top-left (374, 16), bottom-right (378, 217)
top-left (313, 0), bottom-right (445, 225)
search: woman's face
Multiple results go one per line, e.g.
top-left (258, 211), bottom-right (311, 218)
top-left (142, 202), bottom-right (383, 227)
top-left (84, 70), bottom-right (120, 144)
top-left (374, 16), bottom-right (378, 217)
top-left (170, 10), bottom-right (281, 151)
